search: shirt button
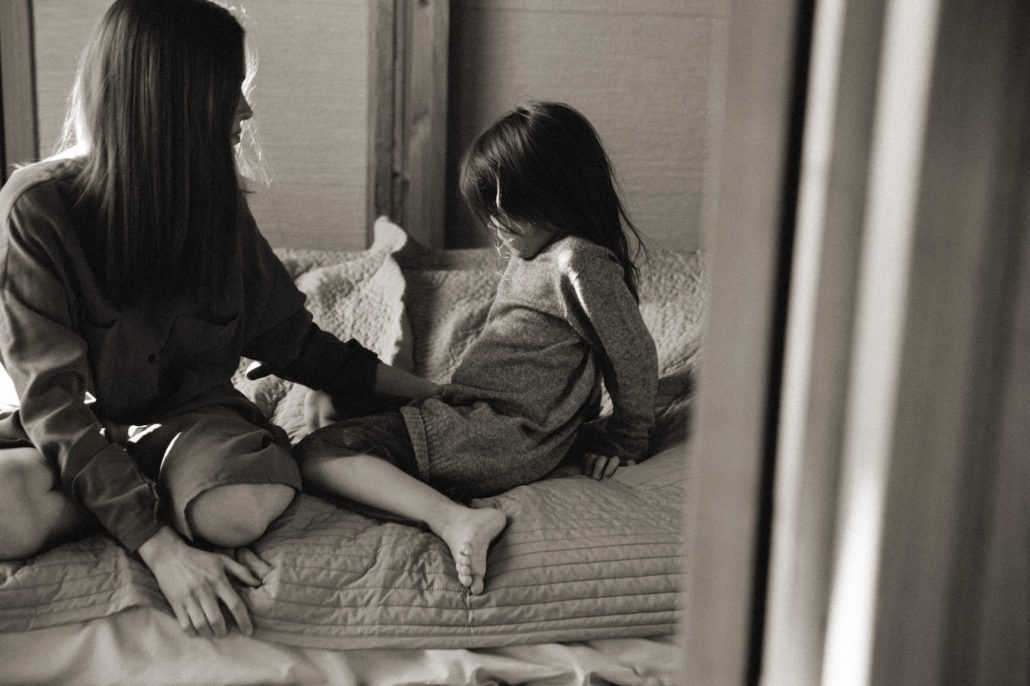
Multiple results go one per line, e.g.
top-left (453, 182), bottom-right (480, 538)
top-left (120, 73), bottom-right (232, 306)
top-left (147, 353), bottom-right (157, 363)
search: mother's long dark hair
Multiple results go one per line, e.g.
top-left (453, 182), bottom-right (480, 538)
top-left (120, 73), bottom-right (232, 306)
top-left (63, 0), bottom-right (245, 307)
top-left (459, 101), bottom-right (645, 301)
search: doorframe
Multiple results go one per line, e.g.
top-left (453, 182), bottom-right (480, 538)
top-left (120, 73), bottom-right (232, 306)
top-left (366, 0), bottom-right (449, 248)
top-left (0, 0), bottom-right (38, 182)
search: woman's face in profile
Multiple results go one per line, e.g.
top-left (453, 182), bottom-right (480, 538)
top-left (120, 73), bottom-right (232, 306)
top-left (232, 93), bottom-right (252, 146)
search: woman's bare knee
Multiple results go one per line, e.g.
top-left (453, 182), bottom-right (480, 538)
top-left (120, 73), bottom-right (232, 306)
top-left (187, 483), bottom-right (294, 548)
top-left (0, 448), bottom-right (84, 559)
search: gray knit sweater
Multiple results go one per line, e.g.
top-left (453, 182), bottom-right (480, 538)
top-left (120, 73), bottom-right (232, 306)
top-left (401, 235), bottom-right (658, 497)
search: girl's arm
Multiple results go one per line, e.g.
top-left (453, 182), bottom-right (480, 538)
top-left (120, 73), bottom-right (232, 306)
top-left (567, 250), bottom-right (658, 462)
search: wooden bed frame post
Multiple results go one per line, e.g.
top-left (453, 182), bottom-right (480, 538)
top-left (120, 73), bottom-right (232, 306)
top-left (0, 0), bottom-right (39, 183)
top-left (367, 0), bottom-right (449, 249)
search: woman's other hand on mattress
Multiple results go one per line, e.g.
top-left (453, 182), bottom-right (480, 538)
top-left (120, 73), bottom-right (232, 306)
top-left (582, 453), bottom-right (635, 480)
top-left (137, 526), bottom-right (260, 638)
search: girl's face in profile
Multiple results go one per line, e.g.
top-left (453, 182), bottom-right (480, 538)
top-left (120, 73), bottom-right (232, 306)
top-left (489, 217), bottom-right (554, 260)
top-left (232, 93), bottom-right (253, 146)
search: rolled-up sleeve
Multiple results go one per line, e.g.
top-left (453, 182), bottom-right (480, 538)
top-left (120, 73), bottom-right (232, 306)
top-left (0, 184), bottom-right (161, 552)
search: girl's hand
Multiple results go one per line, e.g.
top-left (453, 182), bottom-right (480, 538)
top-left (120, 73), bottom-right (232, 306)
top-left (137, 526), bottom-right (261, 638)
top-left (582, 453), bottom-right (636, 480)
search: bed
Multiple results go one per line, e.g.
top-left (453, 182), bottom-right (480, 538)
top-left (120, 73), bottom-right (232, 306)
top-left (0, 217), bottom-right (705, 685)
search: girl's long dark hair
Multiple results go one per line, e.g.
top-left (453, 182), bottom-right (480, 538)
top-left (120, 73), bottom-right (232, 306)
top-left (65, 0), bottom-right (245, 307)
top-left (459, 101), bottom-right (645, 301)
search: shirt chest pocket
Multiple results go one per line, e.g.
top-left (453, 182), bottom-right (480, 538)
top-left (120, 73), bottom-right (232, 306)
top-left (81, 311), bottom-right (239, 417)
top-left (158, 313), bottom-right (241, 379)
top-left (81, 314), bottom-right (161, 415)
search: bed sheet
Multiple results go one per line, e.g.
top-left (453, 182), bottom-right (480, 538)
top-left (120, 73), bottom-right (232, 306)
top-left (0, 606), bottom-right (684, 686)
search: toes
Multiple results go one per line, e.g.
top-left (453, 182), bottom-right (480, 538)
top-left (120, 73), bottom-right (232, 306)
top-left (446, 510), bottom-right (508, 594)
top-left (454, 544), bottom-right (473, 587)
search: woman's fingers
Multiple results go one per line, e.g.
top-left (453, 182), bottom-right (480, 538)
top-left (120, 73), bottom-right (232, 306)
top-left (216, 555), bottom-right (256, 636)
top-left (187, 579), bottom-right (252, 638)
top-left (591, 455), bottom-right (609, 479)
top-left (602, 457), bottom-right (620, 478)
top-left (139, 527), bottom-right (260, 638)
top-left (215, 570), bottom-right (254, 637)
top-left (223, 556), bottom-right (262, 587)
top-left (235, 547), bottom-right (273, 579)
top-left (197, 590), bottom-right (229, 637)
top-left (185, 596), bottom-right (213, 637)
top-left (193, 573), bottom-right (251, 639)
top-left (172, 602), bottom-right (192, 633)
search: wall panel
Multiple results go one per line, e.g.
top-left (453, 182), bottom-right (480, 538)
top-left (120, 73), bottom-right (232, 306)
top-left (235, 1), bottom-right (369, 250)
top-left (446, 0), bottom-right (717, 251)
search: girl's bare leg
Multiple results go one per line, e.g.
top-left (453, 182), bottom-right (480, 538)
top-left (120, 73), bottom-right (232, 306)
top-left (0, 447), bottom-right (90, 559)
top-left (301, 453), bottom-right (507, 594)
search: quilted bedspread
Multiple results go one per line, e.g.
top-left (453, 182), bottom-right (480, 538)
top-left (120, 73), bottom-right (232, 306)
top-left (0, 219), bottom-right (704, 649)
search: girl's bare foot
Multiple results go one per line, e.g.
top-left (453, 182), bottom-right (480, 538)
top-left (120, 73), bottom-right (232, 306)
top-left (438, 506), bottom-right (507, 594)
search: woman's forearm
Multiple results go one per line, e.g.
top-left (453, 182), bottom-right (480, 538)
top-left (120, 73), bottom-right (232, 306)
top-left (373, 363), bottom-right (441, 399)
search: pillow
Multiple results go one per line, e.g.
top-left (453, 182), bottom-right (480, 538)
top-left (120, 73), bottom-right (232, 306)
top-left (233, 217), bottom-right (412, 441)
top-left (637, 248), bottom-right (707, 376)
top-left (395, 246), bottom-right (504, 383)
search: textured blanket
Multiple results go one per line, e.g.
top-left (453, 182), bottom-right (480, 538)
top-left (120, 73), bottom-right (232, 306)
top-left (0, 219), bottom-right (704, 649)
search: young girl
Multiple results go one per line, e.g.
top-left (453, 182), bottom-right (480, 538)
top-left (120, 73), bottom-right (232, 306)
top-left (296, 101), bottom-right (659, 595)
top-left (0, 0), bottom-right (437, 637)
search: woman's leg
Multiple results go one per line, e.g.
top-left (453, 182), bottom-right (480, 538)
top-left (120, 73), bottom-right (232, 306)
top-left (186, 482), bottom-right (295, 548)
top-left (0, 447), bottom-right (90, 559)
top-left (302, 452), bottom-right (507, 594)
top-left (134, 405), bottom-right (301, 549)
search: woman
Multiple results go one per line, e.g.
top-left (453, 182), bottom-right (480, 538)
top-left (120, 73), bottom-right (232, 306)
top-left (0, 0), bottom-right (437, 637)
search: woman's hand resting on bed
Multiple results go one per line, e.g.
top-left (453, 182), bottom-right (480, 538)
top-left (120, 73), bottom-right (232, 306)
top-left (582, 453), bottom-right (635, 480)
top-left (137, 526), bottom-right (260, 638)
